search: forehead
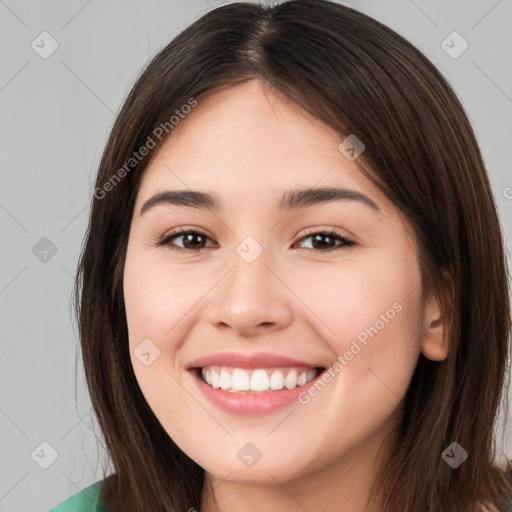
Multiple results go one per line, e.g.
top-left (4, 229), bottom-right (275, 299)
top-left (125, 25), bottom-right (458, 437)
top-left (134, 79), bottom-right (393, 217)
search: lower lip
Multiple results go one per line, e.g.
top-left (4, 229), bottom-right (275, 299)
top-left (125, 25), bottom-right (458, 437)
top-left (189, 369), bottom-right (323, 415)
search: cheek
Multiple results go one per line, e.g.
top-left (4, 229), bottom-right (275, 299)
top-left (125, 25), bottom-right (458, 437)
top-left (124, 255), bottom-right (242, 466)
top-left (297, 249), bottom-right (423, 392)
top-left (123, 247), bottom-right (200, 346)
top-left (122, 246), bottom-right (192, 407)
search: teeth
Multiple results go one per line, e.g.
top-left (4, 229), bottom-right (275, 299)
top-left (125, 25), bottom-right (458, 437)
top-left (269, 370), bottom-right (284, 390)
top-left (250, 369), bottom-right (269, 391)
top-left (200, 366), bottom-right (318, 393)
top-left (284, 369), bottom-right (298, 390)
top-left (210, 369), bottom-right (220, 389)
top-left (219, 369), bottom-right (231, 390)
top-left (232, 369), bottom-right (250, 391)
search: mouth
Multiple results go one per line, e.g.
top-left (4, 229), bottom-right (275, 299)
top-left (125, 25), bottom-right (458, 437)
top-left (192, 365), bottom-right (323, 394)
top-left (185, 352), bottom-right (327, 415)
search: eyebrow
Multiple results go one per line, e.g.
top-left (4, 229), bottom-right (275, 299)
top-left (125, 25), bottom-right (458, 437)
top-left (139, 186), bottom-right (381, 216)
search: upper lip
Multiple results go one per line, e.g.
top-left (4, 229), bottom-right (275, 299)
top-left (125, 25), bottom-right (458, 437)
top-left (185, 352), bottom-right (323, 370)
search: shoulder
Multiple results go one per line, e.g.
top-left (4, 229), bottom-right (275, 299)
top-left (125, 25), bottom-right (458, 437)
top-left (49, 480), bottom-right (109, 512)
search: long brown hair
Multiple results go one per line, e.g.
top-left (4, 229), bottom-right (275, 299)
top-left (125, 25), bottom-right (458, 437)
top-left (74, 1), bottom-right (512, 510)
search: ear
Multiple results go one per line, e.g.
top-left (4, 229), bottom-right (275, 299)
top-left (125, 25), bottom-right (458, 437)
top-left (420, 276), bottom-right (452, 361)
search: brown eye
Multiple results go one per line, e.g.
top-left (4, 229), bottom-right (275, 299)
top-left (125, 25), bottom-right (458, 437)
top-left (296, 229), bottom-right (355, 252)
top-left (156, 228), bottom-right (355, 253)
top-left (157, 229), bottom-right (216, 251)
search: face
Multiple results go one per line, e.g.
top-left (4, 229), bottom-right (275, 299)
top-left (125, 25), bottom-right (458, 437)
top-left (123, 79), bottom-right (440, 486)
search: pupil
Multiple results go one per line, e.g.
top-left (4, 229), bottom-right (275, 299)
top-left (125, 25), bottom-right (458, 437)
top-left (185, 233), bottom-right (203, 248)
top-left (313, 234), bottom-right (334, 249)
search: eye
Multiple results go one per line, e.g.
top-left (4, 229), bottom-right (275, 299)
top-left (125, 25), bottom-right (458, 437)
top-left (156, 228), bottom-right (216, 252)
top-left (155, 227), bottom-right (356, 252)
top-left (294, 228), bottom-right (356, 252)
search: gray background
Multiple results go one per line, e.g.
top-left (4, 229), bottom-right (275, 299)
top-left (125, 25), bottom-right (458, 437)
top-left (0, 0), bottom-right (511, 510)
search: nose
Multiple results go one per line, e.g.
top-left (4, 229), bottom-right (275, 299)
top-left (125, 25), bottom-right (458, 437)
top-left (205, 242), bottom-right (293, 338)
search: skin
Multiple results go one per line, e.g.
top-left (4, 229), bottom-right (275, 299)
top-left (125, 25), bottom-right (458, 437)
top-left (123, 78), bottom-right (448, 512)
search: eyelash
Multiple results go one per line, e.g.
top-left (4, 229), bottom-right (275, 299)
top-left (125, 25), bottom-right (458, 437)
top-left (155, 227), bottom-right (356, 253)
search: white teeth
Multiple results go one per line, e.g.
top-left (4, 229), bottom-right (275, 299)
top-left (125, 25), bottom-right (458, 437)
top-left (211, 369), bottom-right (220, 389)
top-left (220, 369), bottom-right (231, 390)
top-left (284, 369), bottom-right (298, 389)
top-left (250, 370), bottom-right (269, 391)
top-left (200, 366), bottom-right (318, 393)
top-left (269, 370), bottom-right (284, 390)
top-left (231, 369), bottom-right (250, 391)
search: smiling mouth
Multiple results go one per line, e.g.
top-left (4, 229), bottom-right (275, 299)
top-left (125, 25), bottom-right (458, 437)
top-left (193, 366), bottom-right (323, 394)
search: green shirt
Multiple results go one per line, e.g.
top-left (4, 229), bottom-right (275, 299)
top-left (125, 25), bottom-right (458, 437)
top-left (49, 481), bottom-right (108, 512)
top-left (50, 480), bottom-right (512, 511)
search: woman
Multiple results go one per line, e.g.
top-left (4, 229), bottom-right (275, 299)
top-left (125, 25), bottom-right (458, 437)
top-left (51, 0), bottom-right (512, 510)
